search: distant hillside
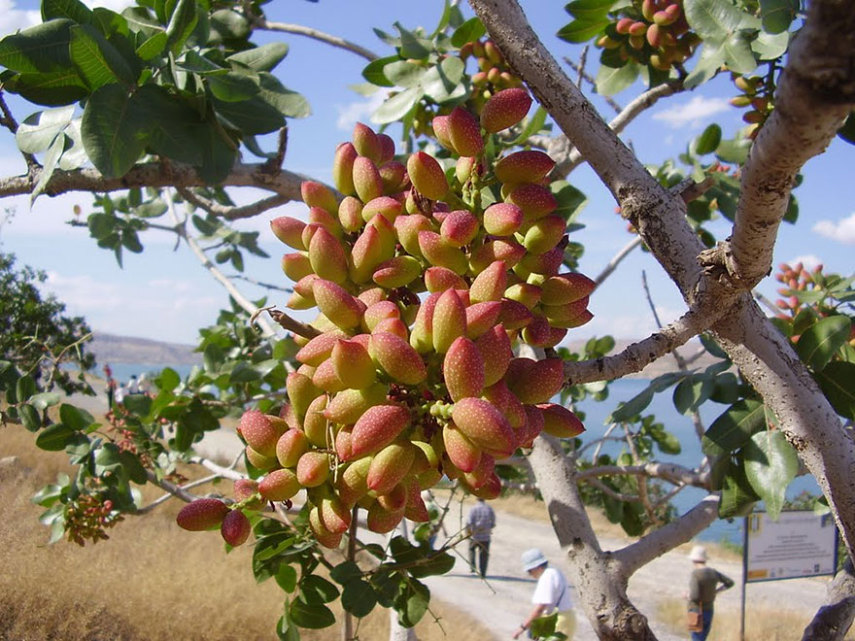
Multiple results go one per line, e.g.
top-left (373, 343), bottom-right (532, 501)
top-left (89, 332), bottom-right (201, 366)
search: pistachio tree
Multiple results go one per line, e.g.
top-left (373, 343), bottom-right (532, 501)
top-left (1, 1), bottom-right (853, 640)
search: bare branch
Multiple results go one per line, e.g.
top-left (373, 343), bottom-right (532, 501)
top-left (801, 559), bottom-right (855, 641)
top-left (549, 79), bottom-right (681, 178)
top-left (724, 0), bottom-right (855, 289)
top-left (594, 236), bottom-right (642, 287)
top-left (165, 191), bottom-right (280, 338)
top-left (613, 495), bottom-right (719, 576)
top-left (255, 18), bottom-right (378, 62)
top-left (267, 308), bottom-right (321, 340)
top-left (177, 186), bottom-right (291, 221)
top-left (576, 462), bottom-right (708, 489)
top-left (562, 307), bottom-right (719, 385)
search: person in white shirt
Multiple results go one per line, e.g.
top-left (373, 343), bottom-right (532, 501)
top-left (513, 548), bottom-right (575, 640)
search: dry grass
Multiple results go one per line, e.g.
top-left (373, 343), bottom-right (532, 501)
top-left (0, 426), bottom-right (490, 641)
top-left (656, 598), bottom-right (855, 641)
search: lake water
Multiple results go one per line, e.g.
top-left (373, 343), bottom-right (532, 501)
top-left (102, 362), bottom-right (819, 545)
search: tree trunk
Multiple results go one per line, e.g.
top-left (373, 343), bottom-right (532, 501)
top-left (801, 560), bottom-right (855, 641)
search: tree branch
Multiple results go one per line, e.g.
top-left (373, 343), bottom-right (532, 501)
top-left (801, 559), bottom-right (855, 641)
top-left (613, 495), bottom-right (719, 576)
top-left (254, 18), bottom-right (379, 62)
top-left (725, 0), bottom-right (855, 290)
top-left (594, 236), bottom-right (642, 287)
top-left (0, 161), bottom-right (307, 202)
top-left (177, 186), bottom-right (290, 221)
top-left (576, 462), bottom-right (708, 489)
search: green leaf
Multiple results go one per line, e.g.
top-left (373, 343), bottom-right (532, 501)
top-left (119, 450), bottom-right (148, 483)
top-left (395, 578), bottom-right (429, 627)
top-left (373, 85), bottom-right (422, 124)
top-left (684, 0), bottom-right (759, 42)
top-left (29, 392), bottom-right (62, 411)
top-left (16, 105), bottom-right (75, 153)
top-left (2, 68), bottom-right (88, 106)
top-left (256, 74), bottom-right (310, 119)
top-left (135, 84), bottom-right (204, 165)
top-left (815, 361), bottom-right (855, 419)
top-left (557, 19), bottom-right (609, 44)
top-left (565, 0), bottom-right (616, 21)
top-left (341, 579), bottom-right (378, 617)
top-left (719, 459), bottom-right (760, 518)
top-left (275, 564), bottom-right (298, 592)
top-left (31, 131), bottom-right (64, 200)
top-left (607, 387), bottom-right (653, 422)
top-left (136, 31), bottom-right (168, 61)
top-left (384, 60), bottom-right (428, 89)
top-left (420, 56), bottom-right (466, 103)
top-left (227, 42), bottom-right (289, 72)
top-left (744, 430), bottom-right (798, 519)
top-left (15, 375), bottom-right (36, 402)
top-left (759, 0), bottom-right (797, 34)
top-left (176, 50), bottom-right (228, 75)
top-left (551, 180), bottom-right (588, 222)
top-left (751, 29), bottom-right (789, 60)
top-left (19, 403), bottom-right (41, 431)
top-left (839, 112), bottom-right (855, 145)
top-left (43, 0), bottom-right (93, 23)
top-left (165, 0), bottom-right (198, 54)
top-left (702, 399), bottom-right (766, 456)
top-left (684, 42), bottom-right (726, 88)
top-left (715, 136), bottom-right (751, 164)
top-left (0, 19), bottom-right (75, 73)
top-left (81, 83), bottom-right (153, 177)
top-left (69, 23), bottom-right (135, 90)
top-left (673, 376), bottom-right (714, 414)
top-left (394, 23), bottom-right (430, 60)
top-left (722, 30), bottom-right (758, 75)
top-left (123, 393), bottom-right (152, 416)
top-left (288, 600), bottom-right (335, 629)
top-left (275, 614), bottom-right (300, 641)
top-left (795, 315), bottom-right (851, 371)
top-left (207, 71), bottom-right (260, 102)
top-left (595, 61), bottom-right (639, 96)
top-left (362, 55), bottom-right (398, 87)
top-left (59, 403), bottom-right (95, 430)
top-left (409, 550), bottom-right (456, 578)
top-left (450, 17), bottom-right (485, 47)
top-left (36, 422), bottom-right (77, 450)
top-left (301, 575), bottom-right (339, 604)
top-left (692, 123), bottom-right (722, 155)
top-left (156, 367), bottom-right (181, 393)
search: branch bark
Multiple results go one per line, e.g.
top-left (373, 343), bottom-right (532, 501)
top-left (726, 0), bottom-right (855, 289)
top-left (255, 19), bottom-right (379, 62)
top-left (801, 559), bottom-right (855, 641)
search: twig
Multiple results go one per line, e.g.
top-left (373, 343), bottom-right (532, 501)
top-left (176, 186), bottom-right (291, 221)
top-left (254, 19), bottom-right (379, 62)
top-left (165, 190), bottom-right (280, 337)
top-left (594, 236), bottom-right (642, 287)
top-left (266, 308), bottom-right (321, 339)
top-left (229, 273), bottom-right (293, 293)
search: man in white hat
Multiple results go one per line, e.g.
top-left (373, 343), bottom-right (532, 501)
top-left (512, 548), bottom-right (575, 640)
top-left (686, 545), bottom-right (734, 640)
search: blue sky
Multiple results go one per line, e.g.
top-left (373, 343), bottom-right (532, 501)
top-left (1, 1), bottom-right (853, 345)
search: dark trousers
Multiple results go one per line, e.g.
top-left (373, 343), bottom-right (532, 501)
top-left (691, 606), bottom-right (714, 641)
top-left (469, 539), bottom-right (490, 577)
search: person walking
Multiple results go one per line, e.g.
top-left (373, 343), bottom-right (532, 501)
top-left (466, 497), bottom-right (495, 577)
top-left (686, 545), bottom-right (734, 641)
top-left (513, 548), bottom-right (575, 640)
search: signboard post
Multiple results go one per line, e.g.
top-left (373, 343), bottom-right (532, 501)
top-left (740, 511), bottom-right (839, 641)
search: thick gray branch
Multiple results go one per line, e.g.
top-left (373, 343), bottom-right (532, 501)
top-left (801, 559), bottom-right (855, 641)
top-left (729, 0), bottom-right (855, 289)
top-left (0, 161), bottom-right (306, 202)
top-left (577, 462), bottom-right (708, 489)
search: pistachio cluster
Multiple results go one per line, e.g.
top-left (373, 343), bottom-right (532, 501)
top-left (177, 89), bottom-right (592, 548)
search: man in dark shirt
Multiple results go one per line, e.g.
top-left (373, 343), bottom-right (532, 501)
top-left (687, 545), bottom-right (734, 641)
top-left (466, 498), bottom-right (496, 577)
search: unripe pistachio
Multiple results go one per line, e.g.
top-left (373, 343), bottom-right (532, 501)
top-left (352, 156), bottom-right (384, 203)
top-left (352, 122), bottom-right (382, 163)
top-left (443, 422), bottom-right (482, 473)
top-left (338, 196), bottom-right (364, 233)
top-left (483, 202), bottom-right (524, 236)
top-left (301, 181), bottom-right (338, 215)
top-left (407, 151), bottom-right (448, 201)
top-left (494, 150), bottom-right (555, 185)
top-left (448, 106), bottom-right (484, 157)
top-left (444, 336), bottom-right (486, 401)
top-left (333, 142), bottom-right (358, 196)
top-left (271, 216), bottom-right (307, 250)
top-left (480, 88), bottom-right (532, 133)
top-left (440, 209), bottom-right (480, 247)
top-left (308, 227), bottom-right (349, 284)
top-left (362, 196), bottom-right (403, 223)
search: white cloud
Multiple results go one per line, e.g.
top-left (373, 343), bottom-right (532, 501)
top-left (43, 272), bottom-right (222, 343)
top-left (579, 304), bottom-right (682, 340)
top-left (813, 212), bottom-right (855, 244)
top-left (652, 97), bottom-right (731, 129)
top-left (0, 0), bottom-right (39, 32)
top-left (335, 92), bottom-right (386, 131)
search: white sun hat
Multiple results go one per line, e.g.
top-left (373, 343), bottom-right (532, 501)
top-left (521, 548), bottom-right (548, 572)
top-left (689, 545), bottom-right (707, 562)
